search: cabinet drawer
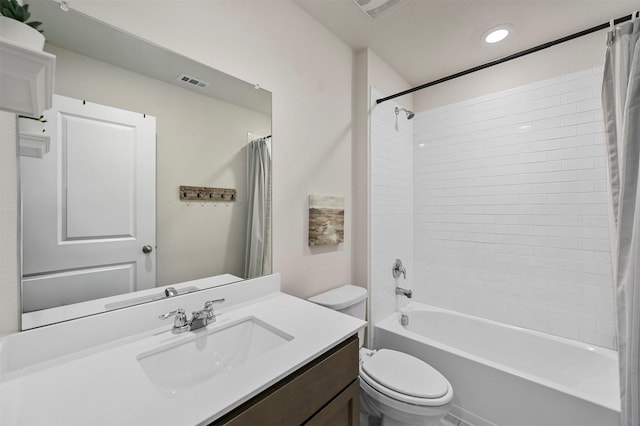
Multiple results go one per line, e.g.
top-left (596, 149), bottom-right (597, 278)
top-left (213, 334), bottom-right (359, 426)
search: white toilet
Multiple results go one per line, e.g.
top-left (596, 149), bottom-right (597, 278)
top-left (308, 285), bottom-right (453, 426)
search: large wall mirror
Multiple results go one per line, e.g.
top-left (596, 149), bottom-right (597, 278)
top-left (19, 2), bottom-right (272, 329)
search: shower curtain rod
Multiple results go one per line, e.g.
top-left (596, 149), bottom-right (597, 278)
top-left (376, 13), bottom-right (635, 105)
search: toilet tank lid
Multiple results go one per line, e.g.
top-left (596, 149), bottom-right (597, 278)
top-left (307, 285), bottom-right (367, 310)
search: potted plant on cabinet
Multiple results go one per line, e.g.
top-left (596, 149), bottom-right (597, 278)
top-left (0, 0), bottom-right (44, 50)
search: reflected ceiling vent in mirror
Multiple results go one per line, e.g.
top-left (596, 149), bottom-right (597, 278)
top-left (177, 73), bottom-right (210, 88)
top-left (353, 0), bottom-right (408, 19)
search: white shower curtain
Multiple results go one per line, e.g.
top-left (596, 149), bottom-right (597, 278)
top-left (602, 12), bottom-right (640, 426)
top-left (244, 137), bottom-right (272, 279)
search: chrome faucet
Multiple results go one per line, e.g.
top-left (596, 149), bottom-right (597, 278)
top-left (164, 287), bottom-right (179, 297)
top-left (159, 298), bottom-right (225, 334)
top-left (392, 259), bottom-right (406, 279)
top-left (395, 287), bottom-right (413, 298)
top-left (159, 308), bottom-right (190, 334)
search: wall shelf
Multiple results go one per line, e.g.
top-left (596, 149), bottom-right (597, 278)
top-left (19, 132), bottom-right (50, 158)
top-left (0, 38), bottom-right (55, 118)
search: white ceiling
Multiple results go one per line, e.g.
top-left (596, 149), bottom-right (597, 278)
top-left (295, 0), bottom-right (638, 86)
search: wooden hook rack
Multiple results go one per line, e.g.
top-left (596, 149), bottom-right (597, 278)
top-left (179, 186), bottom-right (236, 202)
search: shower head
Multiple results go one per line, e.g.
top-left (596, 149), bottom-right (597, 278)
top-left (395, 106), bottom-right (415, 120)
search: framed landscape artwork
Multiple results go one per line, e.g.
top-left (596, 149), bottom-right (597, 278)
top-left (308, 195), bottom-right (344, 246)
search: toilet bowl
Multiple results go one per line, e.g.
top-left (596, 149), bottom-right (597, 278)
top-left (359, 348), bottom-right (453, 426)
top-left (308, 285), bottom-right (454, 426)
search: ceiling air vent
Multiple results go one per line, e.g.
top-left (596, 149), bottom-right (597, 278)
top-left (177, 74), bottom-right (210, 88)
top-left (353, 0), bottom-right (408, 19)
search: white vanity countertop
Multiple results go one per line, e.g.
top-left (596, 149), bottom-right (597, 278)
top-left (0, 289), bottom-right (365, 425)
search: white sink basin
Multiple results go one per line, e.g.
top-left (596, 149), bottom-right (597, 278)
top-left (137, 317), bottom-right (293, 392)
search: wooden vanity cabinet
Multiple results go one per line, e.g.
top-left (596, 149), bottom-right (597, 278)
top-left (211, 334), bottom-right (359, 426)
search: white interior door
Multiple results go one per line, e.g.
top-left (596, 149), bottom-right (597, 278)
top-left (21, 95), bottom-right (156, 312)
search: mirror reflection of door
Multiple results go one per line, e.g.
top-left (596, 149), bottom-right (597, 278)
top-left (21, 94), bottom-right (156, 312)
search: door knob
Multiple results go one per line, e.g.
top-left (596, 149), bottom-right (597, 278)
top-left (142, 244), bottom-right (153, 254)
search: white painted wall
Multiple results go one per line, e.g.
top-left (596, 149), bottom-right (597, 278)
top-left (352, 50), bottom-right (370, 294)
top-left (367, 51), bottom-right (413, 110)
top-left (0, 1), bottom-right (354, 334)
top-left (413, 66), bottom-right (615, 348)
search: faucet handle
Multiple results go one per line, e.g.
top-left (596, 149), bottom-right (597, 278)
top-left (392, 259), bottom-right (407, 279)
top-left (159, 308), bottom-right (189, 332)
top-left (203, 298), bottom-right (225, 319)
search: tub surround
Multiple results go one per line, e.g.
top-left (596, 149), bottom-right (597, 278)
top-left (413, 67), bottom-right (614, 348)
top-left (375, 302), bottom-right (619, 426)
top-left (0, 274), bottom-right (365, 425)
top-left (369, 87), bottom-right (415, 336)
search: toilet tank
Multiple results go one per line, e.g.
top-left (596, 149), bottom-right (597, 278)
top-left (308, 285), bottom-right (367, 346)
top-left (307, 285), bottom-right (367, 320)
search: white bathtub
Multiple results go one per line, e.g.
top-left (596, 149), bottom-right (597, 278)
top-left (374, 302), bottom-right (620, 426)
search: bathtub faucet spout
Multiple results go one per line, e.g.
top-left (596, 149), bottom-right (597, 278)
top-left (395, 287), bottom-right (412, 298)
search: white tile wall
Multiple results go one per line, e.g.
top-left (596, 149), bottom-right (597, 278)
top-left (370, 88), bottom-right (414, 345)
top-left (413, 67), bottom-right (616, 348)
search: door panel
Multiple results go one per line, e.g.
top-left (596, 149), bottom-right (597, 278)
top-left (22, 263), bottom-right (136, 312)
top-left (64, 114), bottom-right (136, 239)
top-left (21, 95), bottom-right (156, 312)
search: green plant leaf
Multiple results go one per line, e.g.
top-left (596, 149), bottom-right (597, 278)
top-left (2, 0), bottom-right (13, 12)
top-left (7, 0), bottom-right (19, 16)
top-left (0, 1), bottom-right (42, 32)
top-left (1, 3), bottom-right (16, 17)
top-left (26, 20), bottom-right (42, 30)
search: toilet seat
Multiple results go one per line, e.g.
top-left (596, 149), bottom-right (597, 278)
top-left (360, 349), bottom-right (453, 407)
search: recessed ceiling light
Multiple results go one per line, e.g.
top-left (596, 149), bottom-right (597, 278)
top-left (483, 25), bottom-right (512, 44)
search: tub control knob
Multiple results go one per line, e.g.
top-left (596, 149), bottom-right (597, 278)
top-left (392, 259), bottom-right (406, 279)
